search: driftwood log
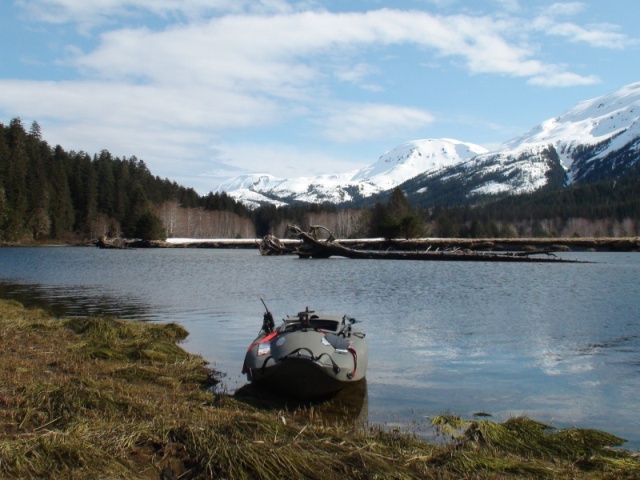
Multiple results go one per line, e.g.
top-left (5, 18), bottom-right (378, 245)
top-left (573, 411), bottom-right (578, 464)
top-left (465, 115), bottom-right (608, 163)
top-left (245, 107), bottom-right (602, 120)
top-left (282, 225), bottom-right (585, 263)
top-left (95, 235), bottom-right (128, 249)
top-left (259, 234), bottom-right (294, 255)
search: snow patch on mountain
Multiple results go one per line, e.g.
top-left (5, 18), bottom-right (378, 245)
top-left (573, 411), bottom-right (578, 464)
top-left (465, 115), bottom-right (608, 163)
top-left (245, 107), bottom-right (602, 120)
top-left (216, 139), bottom-right (487, 207)
top-left (499, 82), bottom-right (640, 170)
top-left (452, 82), bottom-right (640, 195)
top-left (216, 173), bottom-right (284, 192)
top-left (352, 139), bottom-right (487, 189)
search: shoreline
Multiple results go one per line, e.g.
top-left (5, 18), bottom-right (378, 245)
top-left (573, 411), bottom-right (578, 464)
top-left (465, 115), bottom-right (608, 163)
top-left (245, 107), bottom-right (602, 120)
top-left (142, 236), bottom-right (640, 252)
top-left (1, 299), bottom-right (639, 479)
top-left (4, 235), bottom-right (637, 252)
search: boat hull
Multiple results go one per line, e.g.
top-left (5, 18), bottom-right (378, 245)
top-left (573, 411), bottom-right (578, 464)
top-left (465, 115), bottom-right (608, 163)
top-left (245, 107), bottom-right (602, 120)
top-left (248, 357), bottom-right (352, 399)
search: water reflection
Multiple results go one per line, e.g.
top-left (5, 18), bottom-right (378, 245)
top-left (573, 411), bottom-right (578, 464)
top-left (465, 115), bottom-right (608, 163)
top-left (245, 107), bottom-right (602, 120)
top-left (0, 281), bottom-right (151, 319)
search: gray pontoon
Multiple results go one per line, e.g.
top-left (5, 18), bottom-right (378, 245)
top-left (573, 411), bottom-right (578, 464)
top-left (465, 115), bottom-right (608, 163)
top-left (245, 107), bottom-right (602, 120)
top-left (242, 304), bottom-right (368, 399)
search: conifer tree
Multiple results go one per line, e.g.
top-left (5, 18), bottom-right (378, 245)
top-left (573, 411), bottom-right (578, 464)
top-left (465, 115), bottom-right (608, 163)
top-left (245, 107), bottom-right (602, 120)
top-left (68, 151), bottom-right (97, 236)
top-left (370, 187), bottom-right (425, 239)
top-left (95, 150), bottom-right (116, 216)
top-left (48, 145), bottom-right (75, 238)
top-left (4, 118), bottom-right (29, 240)
top-left (0, 184), bottom-right (8, 235)
top-left (134, 211), bottom-right (165, 240)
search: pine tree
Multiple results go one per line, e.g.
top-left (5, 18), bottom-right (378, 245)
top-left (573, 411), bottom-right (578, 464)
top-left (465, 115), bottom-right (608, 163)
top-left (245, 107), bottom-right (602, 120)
top-left (68, 151), bottom-right (97, 236)
top-left (48, 145), bottom-right (75, 238)
top-left (95, 150), bottom-right (116, 216)
top-left (25, 128), bottom-right (51, 239)
top-left (370, 187), bottom-right (425, 239)
top-left (4, 118), bottom-right (29, 240)
top-left (134, 211), bottom-right (165, 240)
top-left (368, 200), bottom-right (387, 237)
top-left (0, 184), bottom-right (8, 234)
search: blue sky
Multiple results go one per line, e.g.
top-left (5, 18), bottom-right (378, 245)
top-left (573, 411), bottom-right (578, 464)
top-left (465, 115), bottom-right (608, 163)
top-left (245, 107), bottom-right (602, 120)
top-left (1, 0), bottom-right (638, 193)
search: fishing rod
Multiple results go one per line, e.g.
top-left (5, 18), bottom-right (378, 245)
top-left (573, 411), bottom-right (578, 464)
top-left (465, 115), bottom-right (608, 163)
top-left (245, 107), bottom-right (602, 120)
top-left (260, 298), bottom-right (275, 334)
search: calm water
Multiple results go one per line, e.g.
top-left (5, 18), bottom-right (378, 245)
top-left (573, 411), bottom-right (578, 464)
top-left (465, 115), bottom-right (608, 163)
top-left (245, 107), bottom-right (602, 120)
top-left (1, 247), bottom-right (639, 449)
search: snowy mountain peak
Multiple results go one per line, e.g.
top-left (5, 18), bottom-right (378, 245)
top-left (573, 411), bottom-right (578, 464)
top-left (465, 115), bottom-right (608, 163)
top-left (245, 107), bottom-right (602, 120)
top-left (351, 139), bottom-right (487, 190)
top-left (216, 138), bottom-right (487, 207)
top-left (216, 82), bottom-right (640, 208)
top-left (380, 138), bottom-right (487, 167)
top-left (433, 82), bottom-right (640, 198)
top-left (216, 173), bottom-right (283, 192)
top-left (500, 82), bottom-right (640, 169)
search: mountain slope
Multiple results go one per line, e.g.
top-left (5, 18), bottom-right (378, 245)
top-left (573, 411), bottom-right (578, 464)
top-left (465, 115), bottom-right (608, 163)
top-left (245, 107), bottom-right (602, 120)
top-left (216, 139), bottom-right (486, 208)
top-left (217, 82), bottom-right (640, 208)
top-left (403, 82), bottom-right (640, 206)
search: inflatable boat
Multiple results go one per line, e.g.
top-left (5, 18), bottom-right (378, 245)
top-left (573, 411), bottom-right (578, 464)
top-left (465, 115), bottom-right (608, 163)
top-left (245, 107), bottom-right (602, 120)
top-left (242, 303), bottom-right (368, 399)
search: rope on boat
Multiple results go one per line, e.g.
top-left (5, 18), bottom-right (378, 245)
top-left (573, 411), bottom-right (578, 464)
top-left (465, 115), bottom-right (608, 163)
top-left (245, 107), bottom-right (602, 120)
top-left (282, 348), bottom-right (341, 375)
top-left (347, 347), bottom-right (358, 379)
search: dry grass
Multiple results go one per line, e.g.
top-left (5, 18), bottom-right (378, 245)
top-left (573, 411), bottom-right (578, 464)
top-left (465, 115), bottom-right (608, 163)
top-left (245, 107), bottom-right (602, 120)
top-left (1, 299), bottom-right (638, 479)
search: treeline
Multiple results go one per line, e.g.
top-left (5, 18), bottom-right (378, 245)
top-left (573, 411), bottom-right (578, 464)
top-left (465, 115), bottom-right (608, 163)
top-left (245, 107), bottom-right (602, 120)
top-left (480, 170), bottom-right (640, 223)
top-left (0, 118), bottom-right (250, 242)
top-left (256, 178), bottom-right (640, 240)
top-left (2, 116), bottom-right (638, 243)
top-left (429, 170), bottom-right (640, 238)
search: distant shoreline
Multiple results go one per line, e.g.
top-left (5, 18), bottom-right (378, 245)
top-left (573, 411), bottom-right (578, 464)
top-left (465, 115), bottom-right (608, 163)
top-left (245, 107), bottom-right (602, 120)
top-left (3, 236), bottom-right (639, 252)
top-left (139, 236), bottom-right (640, 252)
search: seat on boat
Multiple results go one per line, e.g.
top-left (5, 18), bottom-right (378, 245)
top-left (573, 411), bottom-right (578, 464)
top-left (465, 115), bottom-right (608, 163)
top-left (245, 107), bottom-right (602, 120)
top-left (323, 333), bottom-right (351, 351)
top-left (309, 317), bottom-right (340, 331)
top-left (282, 314), bottom-right (341, 332)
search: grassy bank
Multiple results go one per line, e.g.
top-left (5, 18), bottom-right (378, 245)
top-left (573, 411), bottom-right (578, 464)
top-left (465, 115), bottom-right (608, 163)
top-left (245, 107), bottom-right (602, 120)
top-left (1, 300), bottom-right (638, 479)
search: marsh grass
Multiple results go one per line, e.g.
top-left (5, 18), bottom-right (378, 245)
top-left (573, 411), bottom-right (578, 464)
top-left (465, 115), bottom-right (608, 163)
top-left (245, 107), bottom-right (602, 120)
top-left (432, 415), bottom-right (640, 478)
top-left (1, 300), bottom-right (639, 479)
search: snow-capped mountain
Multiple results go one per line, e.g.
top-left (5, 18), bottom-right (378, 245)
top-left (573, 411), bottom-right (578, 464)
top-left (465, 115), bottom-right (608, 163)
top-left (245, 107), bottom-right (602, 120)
top-left (216, 139), bottom-right (487, 208)
top-left (351, 138), bottom-right (488, 188)
top-left (403, 82), bottom-right (640, 204)
top-left (217, 82), bottom-right (640, 208)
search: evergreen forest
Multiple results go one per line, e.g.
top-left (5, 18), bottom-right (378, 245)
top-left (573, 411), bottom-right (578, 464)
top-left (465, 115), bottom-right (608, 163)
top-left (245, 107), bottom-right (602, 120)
top-left (0, 118), bottom-right (250, 243)
top-left (1, 117), bottom-right (638, 243)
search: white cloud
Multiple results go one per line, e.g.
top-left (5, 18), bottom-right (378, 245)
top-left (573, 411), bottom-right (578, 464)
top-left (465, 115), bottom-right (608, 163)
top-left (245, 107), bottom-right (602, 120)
top-left (4, 1), bottom-right (636, 191)
top-left (205, 142), bottom-right (363, 181)
top-left (544, 2), bottom-right (586, 17)
top-left (544, 21), bottom-right (635, 49)
top-left (335, 63), bottom-right (380, 86)
top-left (17, 0), bottom-right (300, 25)
top-left (533, 3), bottom-right (637, 50)
top-left (70, 9), bottom-right (602, 94)
top-left (0, 79), bottom-right (281, 130)
top-left (320, 103), bottom-right (435, 143)
top-left (528, 71), bottom-right (599, 88)
top-left (492, 0), bottom-right (521, 14)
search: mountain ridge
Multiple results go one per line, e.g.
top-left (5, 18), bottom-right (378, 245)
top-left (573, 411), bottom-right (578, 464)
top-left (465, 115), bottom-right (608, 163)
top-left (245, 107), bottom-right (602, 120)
top-left (216, 82), bottom-right (640, 208)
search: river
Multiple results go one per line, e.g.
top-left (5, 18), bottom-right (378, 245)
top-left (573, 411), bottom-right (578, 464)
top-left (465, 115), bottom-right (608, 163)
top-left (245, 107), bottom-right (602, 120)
top-left (1, 246), bottom-right (638, 449)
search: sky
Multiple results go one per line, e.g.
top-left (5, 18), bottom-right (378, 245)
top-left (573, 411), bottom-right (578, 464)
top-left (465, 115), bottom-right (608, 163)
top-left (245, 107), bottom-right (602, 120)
top-left (1, 0), bottom-right (638, 194)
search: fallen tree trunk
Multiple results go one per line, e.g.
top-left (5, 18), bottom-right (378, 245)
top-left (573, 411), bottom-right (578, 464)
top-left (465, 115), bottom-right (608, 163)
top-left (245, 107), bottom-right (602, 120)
top-left (284, 225), bottom-right (585, 263)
